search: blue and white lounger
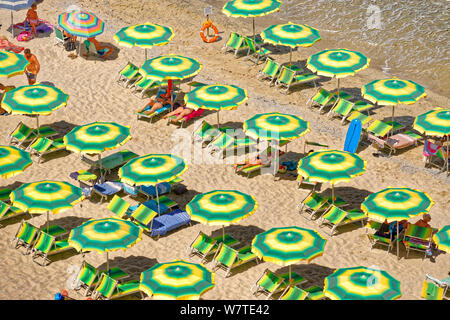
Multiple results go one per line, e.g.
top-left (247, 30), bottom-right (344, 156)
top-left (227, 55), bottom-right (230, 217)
top-left (149, 209), bottom-right (191, 237)
top-left (89, 181), bottom-right (124, 202)
top-left (138, 182), bottom-right (171, 200)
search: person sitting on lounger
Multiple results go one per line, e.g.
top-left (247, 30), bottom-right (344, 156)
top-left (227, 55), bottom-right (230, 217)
top-left (415, 214), bottom-right (432, 229)
top-left (24, 3), bottom-right (39, 37)
top-left (137, 90), bottom-right (172, 115)
top-left (162, 102), bottom-right (193, 122)
top-left (412, 214), bottom-right (438, 259)
top-left (0, 83), bottom-right (16, 115)
top-left (84, 37), bottom-right (113, 59)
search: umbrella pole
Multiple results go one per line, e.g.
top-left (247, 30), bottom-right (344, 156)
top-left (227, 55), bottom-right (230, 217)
top-left (145, 48), bottom-right (147, 61)
top-left (46, 211), bottom-right (49, 232)
top-left (222, 225), bottom-right (225, 242)
top-left (289, 265), bottom-right (292, 281)
top-left (391, 105), bottom-right (395, 137)
top-left (11, 11), bottom-right (14, 38)
top-left (217, 111), bottom-right (220, 128)
top-left (337, 78), bottom-right (340, 97)
top-left (36, 115), bottom-right (40, 135)
top-left (447, 135), bottom-right (449, 176)
top-left (332, 184), bottom-right (335, 205)
top-left (289, 47), bottom-right (292, 67)
top-left (396, 221), bottom-right (399, 260)
top-left (98, 154), bottom-right (104, 182)
top-left (156, 183), bottom-right (161, 216)
top-left (273, 140), bottom-right (279, 181)
top-left (106, 252), bottom-right (109, 274)
top-left (253, 18), bottom-right (255, 42)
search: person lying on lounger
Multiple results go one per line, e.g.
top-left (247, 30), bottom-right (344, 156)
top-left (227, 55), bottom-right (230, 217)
top-left (162, 102), bottom-right (193, 122)
top-left (137, 90), bottom-right (172, 115)
top-left (235, 150), bottom-right (273, 172)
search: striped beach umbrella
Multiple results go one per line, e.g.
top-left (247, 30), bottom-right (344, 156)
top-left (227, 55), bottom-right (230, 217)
top-left (413, 108), bottom-right (450, 174)
top-left (362, 77), bottom-right (426, 135)
top-left (64, 122), bottom-right (131, 179)
top-left (140, 54), bottom-right (202, 81)
top-left (324, 266), bottom-right (402, 300)
top-left (433, 225), bottom-right (450, 253)
top-left (2, 84), bottom-right (69, 134)
top-left (114, 23), bottom-right (174, 60)
top-left (186, 190), bottom-right (258, 240)
top-left (11, 180), bottom-right (84, 230)
top-left (261, 22), bottom-right (321, 65)
top-left (0, 145), bottom-right (32, 179)
top-left (0, 50), bottom-right (29, 77)
top-left (119, 154), bottom-right (187, 213)
top-left (69, 217), bottom-right (142, 272)
top-left (361, 186), bottom-right (434, 258)
top-left (184, 84), bottom-right (248, 127)
top-left (222, 0), bottom-right (282, 39)
top-left (297, 150), bottom-right (366, 204)
top-left (0, 0), bottom-right (34, 37)
top-left (307, 49), bottom-right (370, 94)
top-left (58, 10), bottom-right (104, 38)
top-left (251, 226), bottom-right (326, 279)
top-left (140, 260), bottom-right (215, 300)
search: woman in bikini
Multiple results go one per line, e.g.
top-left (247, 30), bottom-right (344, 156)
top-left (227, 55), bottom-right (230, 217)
top-left (162, 102), bottom-right (193, 123)
top-left (25, 3), bottom-right (39, 37)
top-left (137, 89), bottom-right (173, 115)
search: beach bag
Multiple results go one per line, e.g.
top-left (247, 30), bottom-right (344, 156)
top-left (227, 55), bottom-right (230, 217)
top-left (17, 31), bottom-right (32, 42)
top-left (64, 40), bottom-right (76, 51)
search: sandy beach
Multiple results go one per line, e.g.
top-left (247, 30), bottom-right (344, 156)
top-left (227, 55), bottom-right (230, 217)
top-left (0, 0), bottom-right (448, 300)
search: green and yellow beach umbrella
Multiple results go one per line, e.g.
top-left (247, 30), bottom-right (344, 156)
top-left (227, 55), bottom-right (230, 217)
top-left (0, 50), bottom-right (29, 77)
top-left (119, 154), bottom-right (187, 213)
top-left (362, 77), bottom-right (426, 135)
top-left (140, 260), bottom-right (215, 300)
top-left (433, 225), bottom-right (450, 253)
top-left (139, 54), bottom-right (202, 81)
top-left (261, 22), bottom-right (321, 66)
top-left (186, 190), bottom-right (258, 240)
top-left (0, 145), bottom-right (32, 179)
top-left (69, 217), bottom-right (142, 272)
top-left (64, 122), bottom-right (131, 179)
top-left (307, 49), bottom-right (370, 94)
top-left (324, 266), bottom-right (402, 300)
top-left (361, 186), bottom-right (434, 258)
top-left (222, 0), bottom-right (282, 39)
top-left (184, 84), bottom-right (248, 127)
top-left (11, 180), bottom-right (84, 230)
top-left (113, 23), bottom-right (174, 60)
top-left (2, 84), bottom-right (69, 132)
top-left (251, 226), bottom-right (326, 279)
top-left (297, 150), bottom-right (366, 204)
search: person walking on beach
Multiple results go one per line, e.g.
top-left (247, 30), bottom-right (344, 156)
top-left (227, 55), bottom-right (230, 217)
top-left (24, 3), bottom-right (39, 37)
top-left (24, 49), bottom-right (40, 85)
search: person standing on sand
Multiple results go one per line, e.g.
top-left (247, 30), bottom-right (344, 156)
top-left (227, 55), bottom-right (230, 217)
top-left (24, 49), bottom-right (40, 85)
top-left (25, 3), bottom-right (39, 37)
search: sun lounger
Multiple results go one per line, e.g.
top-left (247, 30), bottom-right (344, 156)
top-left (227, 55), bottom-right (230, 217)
top-left (368, 132), bottom-right (418, 157)
top-left (117, 62), bottom-right (140, 87)
top-left (130, 195), bottom-right (178, 215)
top-left (26, 136), bottom-right (66, 163)
top-left (257, 58), bottom-right (280, 85)
top-left (365, 220), bottom-right (395, 254)
top-left (402, 224), bottom-right (433, 259)
top-left (75, 261), bottom-right (129, 296)
top-left (8, 121), bottom-right (57, 148)
top-left (0, 188), bottom-right (12, 203)
top-left (167, 108), bottom-right (205, 128)
top-left (83, 150), bottom-right (139, 175)
top-left (132, 78), bottom-right (177, 99)
top-left (0, 200), bottom-right (26, 226)
top-left (146, 209), bottom-right (191, 238)
top-left (135, 90), bottom-right (177, 122)
top-left (53, 27), bottom-right (70, 48)
top-left (137, 182), bottom-right (172, 200)
top-left (192, 120), bottom-right (230, 147)
top-left (233, 148), bottom-right (287, 178)
top-left (384, 120), bottom-right (406, 134)
top-left (122, 183), bottom-right (139, 198)
top-left (107, 195), bottom-right (131, 219)
top-left (279, 285), bottom-right (309, 300)
top-left (298, 191), bottom-right (330, 220)
top-left (208, 132), bottom-right (258, 157)
top-left (421, 281), bottom-right (445, 300)
top-left (318, 205), bottom-right (366, 236)
top-left (346, 111), bottom-right (372, 126)
top-left (90, 181), bottom-right (124, 202)
top-left (30, 231), bottom-right (73, 266)
top-left (69, 170), bottom-right (98, 188)
top-left (222, 32), bottom-right (248, 56)
top-left (327, 98), bottom-right (355, 123)
top-left (244, 36), bottom-right (272, 65)
top-left (304, 286), bottom-right (326, 300)
top-left (11, 220), bottom-right (39, 254)
top-left (251, 269), bottom-right (307, 300)
top-left (212, 243), bottom-right (259, 277)
top-left (365, 120), bottom-right (392, 138)
top-left (297, 174), bottom-right (318, 189)
top-left (403, 130), bottom-right (423, 143)
top-left (275, 66), bottom-right (319, 95)
top-left (352, 101), bottom-right (375, 115)
top-left (307, 88), bottom-right (338, 111)
top-left (187, 231), bottom-right (239, 263)
top-left (425, 274), bottom-right (450, 298)
top-left (92, 273), bottom-right (141, 300)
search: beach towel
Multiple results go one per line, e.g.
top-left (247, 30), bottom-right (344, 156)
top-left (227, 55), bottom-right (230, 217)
top-left (423, 140), bottom-right (441, 157)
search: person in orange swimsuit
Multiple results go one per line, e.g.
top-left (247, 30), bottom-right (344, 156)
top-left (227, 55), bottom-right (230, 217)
top-left (24, 48), bottom-right (40, 85)
top-left (84, 37), bottom-right (113, 59)
top-left (25, 3), bottom-right (39, 37)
